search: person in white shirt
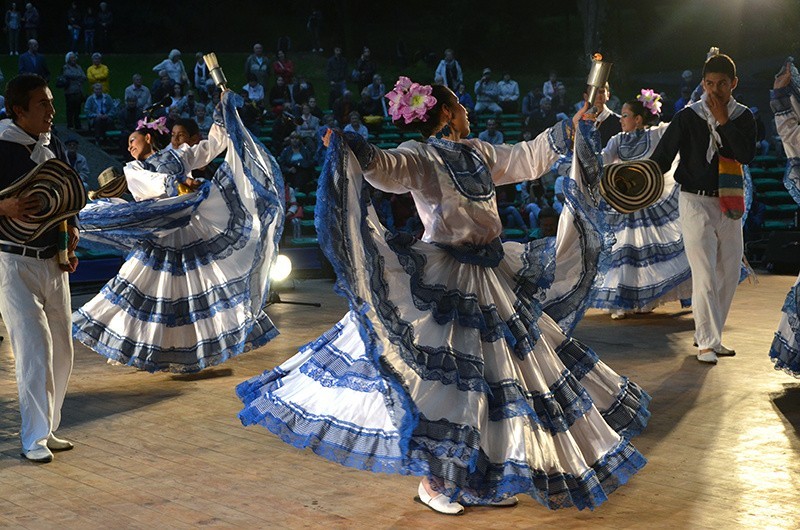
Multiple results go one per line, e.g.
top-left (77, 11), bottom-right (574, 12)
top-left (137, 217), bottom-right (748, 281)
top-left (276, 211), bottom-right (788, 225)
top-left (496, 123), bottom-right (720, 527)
top-left (497, 72), bottom-right (520, 114)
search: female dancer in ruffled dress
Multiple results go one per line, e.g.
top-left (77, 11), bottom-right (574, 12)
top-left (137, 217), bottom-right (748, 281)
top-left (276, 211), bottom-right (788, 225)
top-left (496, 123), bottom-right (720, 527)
top-left (593, 90), bottom-right (692, 319)
top-left (237, 78), bottom-right (650, 515)
top-left (769, 63), bottom-right (800, 376)
top-left (73, 91), bottom-right (284, 373)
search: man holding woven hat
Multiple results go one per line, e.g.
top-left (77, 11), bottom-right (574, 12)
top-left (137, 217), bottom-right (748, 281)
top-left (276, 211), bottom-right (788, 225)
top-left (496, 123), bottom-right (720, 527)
top-left (0, 73), bottom-right (80, 462)
top-left (651, 52), bottom-right (756, 365)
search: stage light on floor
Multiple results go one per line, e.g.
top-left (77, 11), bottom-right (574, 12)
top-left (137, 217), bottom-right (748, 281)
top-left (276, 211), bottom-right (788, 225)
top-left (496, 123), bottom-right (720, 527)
top-left (271, 254), bottom-right (293, 282)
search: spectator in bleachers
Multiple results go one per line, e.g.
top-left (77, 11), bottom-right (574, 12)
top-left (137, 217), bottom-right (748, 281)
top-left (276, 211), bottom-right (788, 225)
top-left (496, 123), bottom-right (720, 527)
top-left (497, 72), bottom-right (520, 114)
top-left (5, 3), bottom-right (21, 56)
top-left (344, 111), bottom-right (369, 140)
top-left (152, 49), bottom-right (188, 88)
top-left (285, 182), bottom-right (302, 240)
top-left (96, 1), bottom-right (112, 52)
top-left (245, 43), bottom-right (269, 88)
top-left (269, 75), bottom-right (292, 116)
top-left (151, 69), bottom-right (174, 104)
top-left (84, 82), bottom-right (114, 143)
top-left (66, 2), bottom-right (80, 52)
top-left (296, 103), bottom-right (320, 146)
top-left (165, 106), bottom-right (181, 133)
top-left (238, 89), bottom-right (261, 136)
top-left (552, 83), bottom-right (571, 120)
top-left (182, 90), bottom-right (200, 119)
top-left (64, 137), bottom-right (89, 189)
top-left (495, 184), bottom-right (526, 232)
top-left (354, 46), bottom-right (377, 91)
top-left (61, 51), bottom-right (86, 130)
top-left (194, 105), bottom-right (212, 139)
top-left (455, 82), bottom-right (474, 113)
top-left (365, 74), bottom-right (387, 117)
top-left (326, 46), bottom-right (348, 107)
top-left (333, 89), bottom-right (354, 127)
top-left (279, 132), bottom-right (315, 190)
top-left (307, 96), bottom-right (324, 120)
top-left (293, 75), bottom-right (315, 108)
top-left (575, 82), bottom-right (620, 146)
top-left (526, 97), bottom-right (557, 136)
top-left (434, 48), bottom-right (463, 89)
top-left (124, 73), bottom-right (151, 113)
top-left (193, 52), bottom-right (210, 96)
top-left (478, 118), bottom-right (503, 145)
top-left (272, 49), bottom-right (294, 85)
top-left (22, 2), bottom-right (38, 40)
top-left (118, 96), bottom-right (142, 141)
top-left (474, 68), bottom-right (502, 114)
top-left (168, 83), bottom-right (187, 115)
top-left (271, 107), bottom-right (296, 153)
top-left (86, 52), bottom-right (109, 93)
top-left (543, 71), bottom-right (560, 100)
top-left (358, 87), bottom-right (378, 118)
top-left (18, 38), bottom-right (47, 79)
top-left (680, 69), bottom-right (693, 93)
top-left (82, 6), bottom-right (95, 53)
top-left (372, 189), bottom-right (395, 232)
top-left (243, 73), bottom-right (265, 105)
top-left (530, 207), bottom-right (559, 239)
top-left (521, 86), bottom-right (542, 122)
top-left (552, 175), bottom-right (565, 214)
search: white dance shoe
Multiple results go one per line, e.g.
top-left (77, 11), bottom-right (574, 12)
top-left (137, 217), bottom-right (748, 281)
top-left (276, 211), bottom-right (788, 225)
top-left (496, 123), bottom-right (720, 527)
top-left (47, 434), bottom-right (74, 451)
top-left (697, 351), bottom-right (718, 364)
top-left (21, 446), bottom-right (53, 463)
top-left (414, 481), bottom-right (465, 515)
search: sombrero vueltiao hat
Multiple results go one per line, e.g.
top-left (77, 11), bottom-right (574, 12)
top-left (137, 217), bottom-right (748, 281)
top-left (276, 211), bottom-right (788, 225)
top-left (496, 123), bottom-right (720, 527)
top-left (0, 158), bottom-right (87, 244)
top-left (88, 166), bottom-right (128, 200)
top-left (599, 159), bottom-right (664, 214)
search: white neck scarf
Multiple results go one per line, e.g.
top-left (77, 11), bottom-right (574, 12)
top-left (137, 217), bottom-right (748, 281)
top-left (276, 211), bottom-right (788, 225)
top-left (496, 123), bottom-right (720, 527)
top-left (688, 93), bottom-right (746, 163)
top-left (0, 119), bottom-right (54, 163)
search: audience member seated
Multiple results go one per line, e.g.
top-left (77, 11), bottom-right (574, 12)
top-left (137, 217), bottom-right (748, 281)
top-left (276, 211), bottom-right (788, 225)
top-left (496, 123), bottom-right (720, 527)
top-left (495, 184), bottom-right (526, 233)
top-left (271, 107), bottom-right (297, 153)
top-left (272, 49), bottom-right (294, 85)
top-left (181, 90), bottom-right (200, 119)
top-left (193, 51), bottom-right (210, 96)
top-left (343, 111), bottom-right (369, 140)
top-left (326, 46), bottom-right (348, 105)
top-left (333, 90), bottom-right (354, 127)
top-left (296, 103), bottom-right (320, 147)
top-left (521, 86), bottom-right (542, 122)
top-left (552, 83), bottom-right (570, 120)
top-left (526, 97), bottom-right (557, 136)
top-left (124, 73), bottom-right (151, 112)
top-left (238, 89), bottom-right (261, 136)
top-left (269, 75), bottom-right (292, 116)
top-left (194, 105), bottom-right (213, 139)
top-left (243, 73), bottom-right (265, 106)
top-left (117, 95), bottom-right (142, 148)
top-left (497, 72), bottom-right (519, 114)
top-left (84, 82), bottom-right (114, 143)
top-left (151, 69), bottom-right (175, 105)
top-left (474, 67), bottom-right (502, 114)
top-left (529, 207), bottom-right (559, 239)
top-left (364, 74), bottom-right (387, 116)
top-left (478, 118), bottom-right (503, 145)
top-left (86, 52), bottom-right (109, 93)
top-left (543, 70), bottom-right (560, 99)
top-left (64, 137), bottom-right (89, 190)
top-left (307, 96), bottom-right (324, 120)
top-left (292, 75), bottom-right (315, 108)
top-left (168, 83), bottom-right (187, 116)
top-left (285, 182), bottom-right (302, 240)
top-left (455, 82), bottom-right (474, 113)
top-left (279, 132), bottom-right (315, 191)
top-left (372, 189), bottom-right (395, 232)
top-left (315, 113), bottom-right (336, 164)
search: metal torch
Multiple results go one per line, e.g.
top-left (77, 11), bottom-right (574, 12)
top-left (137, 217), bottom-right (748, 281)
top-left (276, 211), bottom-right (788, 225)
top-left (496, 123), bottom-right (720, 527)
top-left (585, 53), bottom-right (613, 112)
top-left (203, 52), bottom-right (228, 91)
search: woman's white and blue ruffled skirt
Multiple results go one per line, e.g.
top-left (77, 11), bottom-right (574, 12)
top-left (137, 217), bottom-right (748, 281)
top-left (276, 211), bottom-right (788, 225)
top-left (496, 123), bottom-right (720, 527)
top-left (770, 160), bottom-right (800, 377)
top-left (237, 134), bottom-right (650, 510)
top-left (73, 92), bottom-right (284, 373)
top-left (592, 169), bottom-right (692, 312)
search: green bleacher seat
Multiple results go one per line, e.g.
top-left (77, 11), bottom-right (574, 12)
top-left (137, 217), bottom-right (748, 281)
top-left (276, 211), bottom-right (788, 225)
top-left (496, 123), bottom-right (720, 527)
top-left (302, 205), bottom-right (316, 216)
top-left (752, 155), bottom-right (780, 166)
top-left (377, 142), bottom-right (398, 149)
top-left (378, 133), bottom-right (401, 142)
top-left (502, 228), bottom-right (526, 240)
top-left (290, 237), bottom-right (319, 247)
top-left (308, 191), bottom-right (317, 200)
top-left (760, 190), bottom-right (793, 201)
top-left (767, 166), bottom-right (786, 176)
top-left (257, 136), bottom-right (272, 144)
top-left (295, 191), bottom-right (307, 201)
top-left (104, 130), bottom-right (122, 138)
top-left (299, 219), bottom-right (315, 228)
top-left (763, 219), bottom-right (795, 230)
top-left (500, 113), bottom-right (522, 121)
top-left (765, 203), bottom-right (799, 213)
top-left (753, 178), bottom-right (784, 191)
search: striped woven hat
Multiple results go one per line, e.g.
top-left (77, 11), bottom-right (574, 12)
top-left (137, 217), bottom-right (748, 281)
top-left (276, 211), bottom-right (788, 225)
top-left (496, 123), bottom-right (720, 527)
top-left (0, 158), bottom-right (87, 243)
top-left (88, 166), bottom-right (128, 200)
top-left (600, 159), bottom-right (664, 214)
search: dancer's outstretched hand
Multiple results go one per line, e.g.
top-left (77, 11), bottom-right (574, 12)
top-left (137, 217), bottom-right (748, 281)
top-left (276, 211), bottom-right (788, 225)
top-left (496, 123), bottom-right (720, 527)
top-left (572, 101), bottom-right (593, 133)
top-left (775, 62), bottom-right (793, 90)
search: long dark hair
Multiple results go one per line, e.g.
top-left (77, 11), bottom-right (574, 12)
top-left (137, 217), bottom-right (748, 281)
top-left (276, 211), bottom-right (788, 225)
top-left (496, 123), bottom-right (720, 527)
top-left (392, 84), bottom-right (457, 138)
top-left (624, 99), bottom-right (659, 127)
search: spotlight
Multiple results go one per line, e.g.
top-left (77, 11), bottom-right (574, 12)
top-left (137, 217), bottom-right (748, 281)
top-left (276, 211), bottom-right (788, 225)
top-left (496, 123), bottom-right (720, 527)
top-left (271, 254), bottom-right (293, 282)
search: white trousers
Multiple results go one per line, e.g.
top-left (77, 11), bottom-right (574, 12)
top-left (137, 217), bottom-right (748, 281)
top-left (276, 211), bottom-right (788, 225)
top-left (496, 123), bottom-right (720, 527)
top-left (679, 192), bottom-right (743, 350)
top-left (0, 252), bottom-right (73, 451)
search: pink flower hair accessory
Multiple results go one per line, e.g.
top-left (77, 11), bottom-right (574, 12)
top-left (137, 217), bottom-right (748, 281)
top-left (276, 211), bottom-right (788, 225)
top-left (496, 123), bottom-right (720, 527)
top-left (136, 116), bottom-right (170, 135)
top-left (636, 88), bottom-right (662, 116)
top-left (386, 76), bottom-right (437, 124)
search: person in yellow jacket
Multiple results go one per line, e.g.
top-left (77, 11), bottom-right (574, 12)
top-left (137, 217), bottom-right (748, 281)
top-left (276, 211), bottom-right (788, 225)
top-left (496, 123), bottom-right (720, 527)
top-left (86, 52), bottom-right (109, 93)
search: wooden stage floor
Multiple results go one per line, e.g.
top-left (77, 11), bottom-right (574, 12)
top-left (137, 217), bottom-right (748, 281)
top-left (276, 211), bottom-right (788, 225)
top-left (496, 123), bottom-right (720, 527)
top-left (1, 273), bottom-right (798, 529)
